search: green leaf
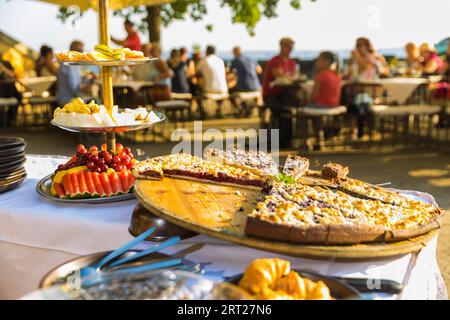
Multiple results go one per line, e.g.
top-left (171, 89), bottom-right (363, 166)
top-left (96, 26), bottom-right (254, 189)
top-left (283, 175), bottom-right (296, 184)
top-left (55, 0), bottom-right (316, 38)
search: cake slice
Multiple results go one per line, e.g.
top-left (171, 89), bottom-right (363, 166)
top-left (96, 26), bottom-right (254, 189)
top-left (203, 147), bottom-right (279, 177)
top-left (321, 162), bottom-right (349, 179)
top-left (282, 155), bottom-right (309, 180)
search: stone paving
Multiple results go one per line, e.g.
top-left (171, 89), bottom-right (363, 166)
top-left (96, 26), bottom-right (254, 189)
top-left (1, 129), bottom-right (449, 295)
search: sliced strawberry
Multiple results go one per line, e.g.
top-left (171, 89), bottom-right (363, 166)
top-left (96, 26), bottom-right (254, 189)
top-left (53, 183), bottom-right (66, 198)
top-left (100, 172), bottom-right (112, 196)
top-left (77, 171), bottom-right (88, 194)
top-left (91, 172), bottom-right (105, 196)
top-left (109, 171), bottom-right (121, 194)
top-left (84, 171), bottom-right (96, 195)
top-left (62, 174), bottom-right (74, 196)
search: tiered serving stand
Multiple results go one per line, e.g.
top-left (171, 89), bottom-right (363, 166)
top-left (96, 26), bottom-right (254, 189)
top-left (37, 0), bottom-right (165, 204)
top-left (52, 0), bottom-right (165, 153)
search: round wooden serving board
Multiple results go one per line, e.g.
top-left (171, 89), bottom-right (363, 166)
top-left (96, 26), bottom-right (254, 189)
top-left (135, 178), bottom-right (438, 260)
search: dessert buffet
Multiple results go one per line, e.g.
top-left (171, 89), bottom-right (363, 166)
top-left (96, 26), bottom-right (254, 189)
top-left (1, 0), bottom-right (447, 303)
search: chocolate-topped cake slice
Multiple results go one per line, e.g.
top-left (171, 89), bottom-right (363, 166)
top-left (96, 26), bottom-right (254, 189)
top-left (321, 162), bottom-right (349, 179)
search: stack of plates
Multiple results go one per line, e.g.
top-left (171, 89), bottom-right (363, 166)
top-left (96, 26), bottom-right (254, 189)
top-left (0, 137), bottom-right (27, 193)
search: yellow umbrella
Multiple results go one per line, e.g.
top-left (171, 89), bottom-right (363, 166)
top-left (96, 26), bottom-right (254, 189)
top-left (37, 0), bottom-right (173, 11)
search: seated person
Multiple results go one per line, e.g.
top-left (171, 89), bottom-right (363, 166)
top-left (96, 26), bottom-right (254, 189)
top-left (132, 43), bottom-right (152, 81)
top-left (147, 42), bottom-right (173, 86)
top-left (350, 37), bottom-right (389, 80)
top-left (36, 45), bottom-right (58, 77)
top-left (196, 45), bottom-right (228, 94)
top-left (419, 43), bottom-right (444, 76)
top-left (307, 51), bottom-right (342, 150)
top-left (262, 37), bottom-right (298, 148)
top-left (404, 42), bottom-right (420, 75)
top-left (167, 49), bottom-right (189, 94)
top-left (57, 40), bottom-right (91, 106)
top-left (230, 46), bottom-right (261, 92)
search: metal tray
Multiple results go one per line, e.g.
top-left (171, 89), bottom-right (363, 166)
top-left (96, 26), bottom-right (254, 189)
top-left (36, 173), bottom-right (136, 204)
top-left (50, 112), bottom-right (166, 134)
top-left (55, 58), bottom-right (158, 67)
top-left (55, 57), bottom-right (157, 67)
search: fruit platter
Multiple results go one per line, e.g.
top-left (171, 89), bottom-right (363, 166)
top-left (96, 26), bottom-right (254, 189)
top-left (36, 143), bottom-right (137, 203)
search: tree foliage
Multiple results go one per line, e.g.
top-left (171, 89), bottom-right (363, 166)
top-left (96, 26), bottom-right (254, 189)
top-left (58, 0), bottom-right (314, 36)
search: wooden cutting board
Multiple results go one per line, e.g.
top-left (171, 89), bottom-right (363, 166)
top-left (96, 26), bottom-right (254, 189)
top-left (134, 178), bottom-right (438, 260)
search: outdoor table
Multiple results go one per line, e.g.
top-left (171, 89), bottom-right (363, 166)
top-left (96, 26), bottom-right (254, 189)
top-left (343, 78), bottom-right (429, 105)
top-left (20, 76), bottom-right (56, 96)
top-left (0, 155), bottom-right (447, 300)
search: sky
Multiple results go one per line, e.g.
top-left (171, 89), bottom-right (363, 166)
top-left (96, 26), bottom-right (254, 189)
top-left (0, 0), bottom-right (449, 53)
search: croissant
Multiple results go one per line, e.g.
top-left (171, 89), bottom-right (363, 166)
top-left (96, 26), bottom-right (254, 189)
top-left (238, 258), bottom-right (290, 294)
top-left (272, 271), bottom-right (332, 300)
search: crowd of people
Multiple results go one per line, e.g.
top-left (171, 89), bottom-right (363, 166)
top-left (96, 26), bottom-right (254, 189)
top-left (1, 18), bottom-right (450, 147)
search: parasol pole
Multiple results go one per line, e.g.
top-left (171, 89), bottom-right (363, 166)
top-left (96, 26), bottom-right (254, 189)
top-left (98, 0), bottom-right (116, 152)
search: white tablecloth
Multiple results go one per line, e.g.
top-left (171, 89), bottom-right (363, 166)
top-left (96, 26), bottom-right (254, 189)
top-left (0, 155), bottom-right (446, 300)
top-left (299, 78), bottom-right (429, 105)
top-left (20, 76), bottom-right (56, 95)
top-left (378, 78), bottom-right (429, 104)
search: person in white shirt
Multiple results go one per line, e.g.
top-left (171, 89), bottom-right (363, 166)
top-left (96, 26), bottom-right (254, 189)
top-left (196, 45), bottom-right (228, 94)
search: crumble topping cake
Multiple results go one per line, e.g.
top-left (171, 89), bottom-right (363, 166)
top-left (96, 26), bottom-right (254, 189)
top-left (282, 155), bottom-right (309, 180)
top-left (246, 181), bottom-right (443, 244)
top-left (203, 147), bottom-right (279, 177)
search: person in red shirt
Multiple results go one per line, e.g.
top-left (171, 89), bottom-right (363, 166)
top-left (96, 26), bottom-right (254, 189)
top-left (308, 51), bottom-right (342, 150)
top-left (262, 37), bottom-right (298, 148)
top-left (111, 20), bottom-right (142, 51)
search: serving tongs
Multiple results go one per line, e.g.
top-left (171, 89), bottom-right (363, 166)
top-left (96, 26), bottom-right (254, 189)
top-left (76, 227), bottom-right (203, 287)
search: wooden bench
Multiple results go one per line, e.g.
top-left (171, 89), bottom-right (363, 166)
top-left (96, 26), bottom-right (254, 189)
top-left (369, 104), bottom-right (442, 144)
top-left (296, 105), bottom-right (348, 150)
top-left (197, 92), bottom-right (230, 119)
top-left (230, 91), bottom-right (262, 117)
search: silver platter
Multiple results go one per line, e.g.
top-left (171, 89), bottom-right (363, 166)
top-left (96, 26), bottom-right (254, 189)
top-left (50, 112), bottom-right (166, 133)
top-left (36, 173), bottom-right (136, 204)
top-left (56, 57), bottom-right (157, 67)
